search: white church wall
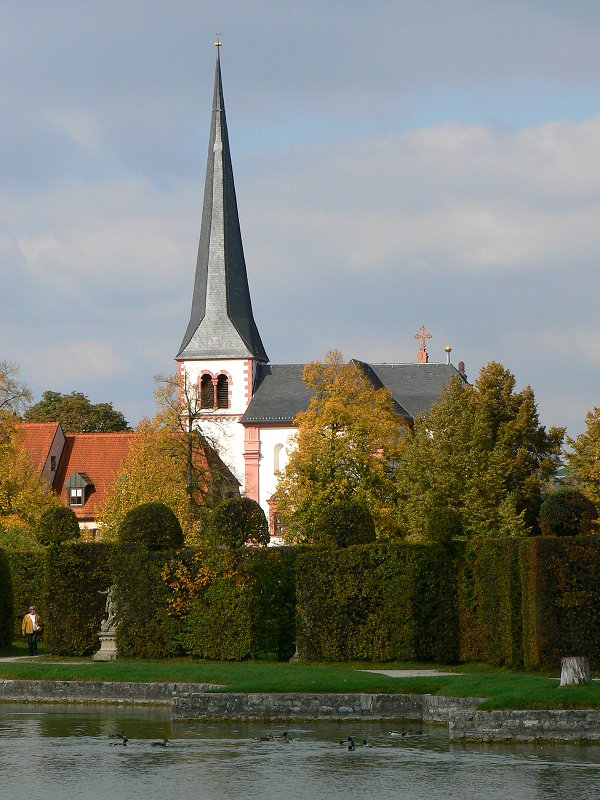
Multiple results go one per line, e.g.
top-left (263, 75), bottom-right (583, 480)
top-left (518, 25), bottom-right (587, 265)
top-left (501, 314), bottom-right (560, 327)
top-left (257, 425), bottom-right (297, 512)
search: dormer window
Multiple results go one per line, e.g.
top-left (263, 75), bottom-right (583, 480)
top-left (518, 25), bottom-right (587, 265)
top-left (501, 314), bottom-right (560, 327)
top-left (66, 471), bottom-right (93, 508)
top-left (69, 488), bottom-right (84, 506)
top-left (50, 455), bottom-right (57, 472)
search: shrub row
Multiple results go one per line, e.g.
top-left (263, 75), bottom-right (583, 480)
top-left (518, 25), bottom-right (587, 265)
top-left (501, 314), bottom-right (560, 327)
top-left (44, 542), bottom-right (113, 656)
top-left (295, 543), bottom-right (459, 662)
top-left (5, 551), bottom-right (45, 640)
top-left (3, 536), bottom-right (600, 668)
top-left (521, 536), bottom-right (600, 669)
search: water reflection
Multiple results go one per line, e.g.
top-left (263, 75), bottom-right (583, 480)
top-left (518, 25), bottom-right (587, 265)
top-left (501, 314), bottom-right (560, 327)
top-left (1, 705), bottom-right (600, 800)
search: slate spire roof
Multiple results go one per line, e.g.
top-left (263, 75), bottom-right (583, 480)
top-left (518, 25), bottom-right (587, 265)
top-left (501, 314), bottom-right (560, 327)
top-left (177, 47), bottom-right (268, 362)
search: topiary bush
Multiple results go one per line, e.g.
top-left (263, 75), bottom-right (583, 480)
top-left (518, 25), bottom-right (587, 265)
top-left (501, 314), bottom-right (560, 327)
top-left (210, 497), bottom-right (269, 549)
top-left (538, 489), bottom-right (598, 537)
top-left (118, 501), bottom-right (184, 551)
top-left (313, 498), bottom-right (376, 548)
top-left (426, 506), bottom-right (463, 545)
top-left (34, 507), bottom-right (81, 546)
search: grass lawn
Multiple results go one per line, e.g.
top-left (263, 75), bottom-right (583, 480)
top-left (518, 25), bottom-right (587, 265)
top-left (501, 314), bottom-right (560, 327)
top-left (0, 646), bottom-right (598, 710)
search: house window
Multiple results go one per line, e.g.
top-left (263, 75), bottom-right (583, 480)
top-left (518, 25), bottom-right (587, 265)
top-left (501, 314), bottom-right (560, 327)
top-left (69, 488), bottom-right (84, 507)
top-left (200, 374), bottom-right (215, 408)
top-left (50, 456), bottom-right (57, 471)
top-left (216, 374), bottom-right (229, 408)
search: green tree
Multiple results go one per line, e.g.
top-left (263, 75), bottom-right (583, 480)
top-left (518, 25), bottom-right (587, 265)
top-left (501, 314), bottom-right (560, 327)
top-left (566, 407), bottom-right (600, 507)
top-left (277, 351), bottom-right (405, 542)
top-left (395, 361), bottom-right (564, 541)
top-left (538, 488), bottom-right (598, 537)
top-left (210, 496), bottom-right (269, 549)
top-left (24, 390), bottom-right (128, 433)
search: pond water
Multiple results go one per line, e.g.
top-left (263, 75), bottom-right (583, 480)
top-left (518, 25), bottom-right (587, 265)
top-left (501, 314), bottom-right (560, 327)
top-left (3, 704), bottom-right (600, 800)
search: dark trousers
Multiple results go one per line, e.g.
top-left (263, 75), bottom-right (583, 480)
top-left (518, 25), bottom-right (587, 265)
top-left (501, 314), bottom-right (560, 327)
top-left (26, 631), bottom-right (38, 655)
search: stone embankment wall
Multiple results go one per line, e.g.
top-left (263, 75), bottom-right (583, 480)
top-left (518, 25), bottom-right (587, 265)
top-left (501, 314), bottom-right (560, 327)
top-left (449, 709), bottom-right (600, 742)
top-left (2, 681), bottom-right (600, 742)
top-left (0, 680), bottom-right (219, 704)
top-left (171, 692), bottom-right (482, 722)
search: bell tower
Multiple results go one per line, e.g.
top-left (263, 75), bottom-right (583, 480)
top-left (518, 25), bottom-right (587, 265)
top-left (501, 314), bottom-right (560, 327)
top-left (176, 44), bottom-right (268, 490)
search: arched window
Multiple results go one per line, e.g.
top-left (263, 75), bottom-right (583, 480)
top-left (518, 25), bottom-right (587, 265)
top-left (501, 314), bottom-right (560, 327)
top-left (200, 374), bottom-right (214, 408)
top-left (274, 443), bottom-right (284, 474)
top-left (216, 374), bottom-right (229, 409)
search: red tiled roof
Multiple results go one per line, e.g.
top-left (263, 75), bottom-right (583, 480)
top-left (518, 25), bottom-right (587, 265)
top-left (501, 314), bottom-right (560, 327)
top-left (53, 432), bottom-right (136, 520)
top-left (18, 422), bottom-right (62, 472)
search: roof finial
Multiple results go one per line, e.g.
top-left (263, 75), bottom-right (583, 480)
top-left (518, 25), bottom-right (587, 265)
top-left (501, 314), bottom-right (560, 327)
top-left (214, 36), bottom-right (222, 55)
top-left (414, 324), bottom-right (431, 364)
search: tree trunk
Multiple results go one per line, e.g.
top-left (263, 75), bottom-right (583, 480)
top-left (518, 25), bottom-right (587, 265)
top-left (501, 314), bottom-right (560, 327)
top-left (560, 656), bottom-right (592, 686)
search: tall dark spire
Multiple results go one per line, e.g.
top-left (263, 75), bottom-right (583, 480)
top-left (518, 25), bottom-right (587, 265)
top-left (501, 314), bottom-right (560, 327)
top-left (177, 46), bottom-right (268, 362)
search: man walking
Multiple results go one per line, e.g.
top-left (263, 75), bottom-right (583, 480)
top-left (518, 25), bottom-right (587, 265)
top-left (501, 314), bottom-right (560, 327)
top-left (21, 606), bottom-right (42, 656)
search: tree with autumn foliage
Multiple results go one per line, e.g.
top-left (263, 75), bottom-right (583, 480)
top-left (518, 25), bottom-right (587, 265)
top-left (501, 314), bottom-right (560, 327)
top-left (277, 351), bottom-right (406, 542)
top-left (565, 407), bottom-right (600, 508)
top-left (395, 361), bottom-right (564, 541)
top-left (98, 373), bottom-right (238, 546)
top-left (0, 361), bottom-right (32, 415)
top-left (0, 415), bottom-right (61, 539)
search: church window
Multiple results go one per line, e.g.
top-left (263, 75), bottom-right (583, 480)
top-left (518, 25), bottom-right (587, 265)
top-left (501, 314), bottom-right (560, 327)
top-left (200, 374), bottom-right (215, 408)
top-left (274, 443), bottom-right (284, 474)
top-left (216, 374), bottom-right (229, 408)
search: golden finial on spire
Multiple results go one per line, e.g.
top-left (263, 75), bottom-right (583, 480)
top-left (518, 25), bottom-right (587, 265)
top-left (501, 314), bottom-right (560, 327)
top-left (214, 35), bottom-right (222, 48)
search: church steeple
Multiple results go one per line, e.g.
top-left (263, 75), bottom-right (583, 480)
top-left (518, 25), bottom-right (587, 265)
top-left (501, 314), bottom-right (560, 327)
top-left (177, 45), bottom-right (268, 362)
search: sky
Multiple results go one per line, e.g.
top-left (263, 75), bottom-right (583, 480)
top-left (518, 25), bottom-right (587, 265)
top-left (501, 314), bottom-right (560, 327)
top-left (2, 0), bottom-right (600, 437)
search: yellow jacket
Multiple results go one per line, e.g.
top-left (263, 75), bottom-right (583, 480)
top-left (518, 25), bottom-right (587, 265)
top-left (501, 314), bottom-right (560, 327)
top-left (21, 614), bottom-right (42, 635)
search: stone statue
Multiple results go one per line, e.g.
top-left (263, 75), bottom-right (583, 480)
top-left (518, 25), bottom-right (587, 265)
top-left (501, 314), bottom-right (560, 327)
top-left (98, 585), bottom-right (118, 632)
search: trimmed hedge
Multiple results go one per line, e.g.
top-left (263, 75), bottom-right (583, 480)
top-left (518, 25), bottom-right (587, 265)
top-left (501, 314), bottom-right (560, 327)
top-left (521, 536), bottom-right (600, 669)
top-left (458, 538), bottom-right (523, 667)
top-left (112, 543), bottom-right (182, 659)
top-left (6, 551), bottom-right (45, 640)
top-left (174, 548), bottom-right (296, 660)
top-left (0, 548), bottom-right (13, 647)
top-left (295, 543), bottom-right (459, 662)
top-left (44, 542), bottom-right (113, 656)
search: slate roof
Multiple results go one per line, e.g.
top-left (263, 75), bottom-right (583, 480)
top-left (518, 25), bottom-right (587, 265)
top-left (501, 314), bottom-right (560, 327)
top-left (177, 48), bottom-right (268, 363)
top-left (52, 432), bottom-right (135, 521)
top-left (241, 364), bottom-right (315, 424)
top-left (354, 361), bottom-right (463, 419)
top-left (241, 361), bottom-right (464, 425)
top-left (18, 422), bottom-right (62, 472)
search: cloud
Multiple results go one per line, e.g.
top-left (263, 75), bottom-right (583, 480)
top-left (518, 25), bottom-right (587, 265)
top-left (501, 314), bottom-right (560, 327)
top-left (20, 340), bottom-right (127, 387)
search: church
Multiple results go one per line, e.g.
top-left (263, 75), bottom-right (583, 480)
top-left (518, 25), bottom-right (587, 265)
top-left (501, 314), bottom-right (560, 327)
top-left (176, 46), bottom-right (466, 538)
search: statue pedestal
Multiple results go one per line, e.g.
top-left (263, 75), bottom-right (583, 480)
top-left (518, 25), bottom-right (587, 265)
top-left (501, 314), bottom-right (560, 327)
top-left (92, 630), bottom-right (118, 662)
